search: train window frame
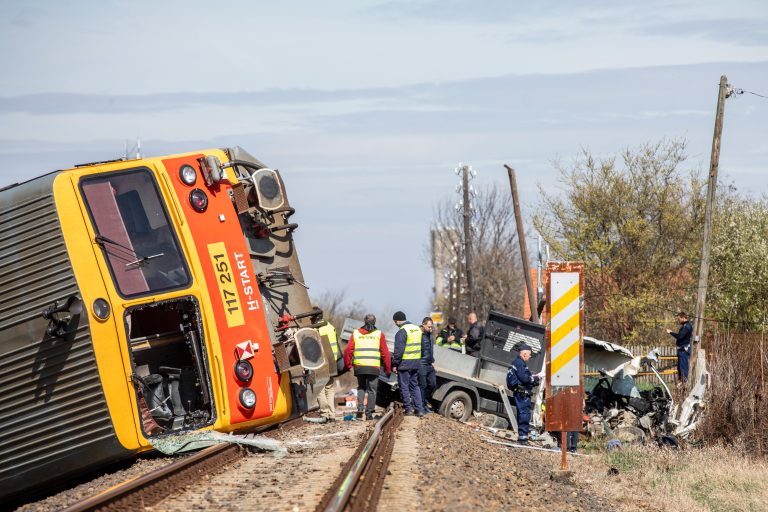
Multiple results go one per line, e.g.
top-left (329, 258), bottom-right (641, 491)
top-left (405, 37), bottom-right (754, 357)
top-left (79, 167), bottom-right (192, 299)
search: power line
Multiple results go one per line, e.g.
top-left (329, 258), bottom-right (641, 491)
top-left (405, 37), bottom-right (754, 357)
top-left (581, 290), bottom-right (768, 327)
top-left (731, 87), bottom-right (768, 100)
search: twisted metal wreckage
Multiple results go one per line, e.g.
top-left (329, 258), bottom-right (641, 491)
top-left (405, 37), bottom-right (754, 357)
top-left (580, 338), bottom-right (709, 448)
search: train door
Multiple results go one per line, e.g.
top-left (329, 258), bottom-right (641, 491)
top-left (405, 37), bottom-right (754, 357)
top-left (124, 297), bottom-right (215, 435)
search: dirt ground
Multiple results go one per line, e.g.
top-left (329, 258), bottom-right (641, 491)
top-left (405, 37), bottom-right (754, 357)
top-left (19, 407), bottom-right (763, 511)
top-left (14, 455), bottom-right (176, 512)
top-left (398, 413), bottom-right (619, 512)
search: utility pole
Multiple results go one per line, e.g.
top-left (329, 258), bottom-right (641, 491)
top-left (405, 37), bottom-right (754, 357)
top-left (461, 165), bottom-right (475, 313)
top-left (537, 235), bottom-right (544, 306)
top-left (505, 165), bottom-right (539, 324)
top-left (693, 75), bottom-right (730, 346)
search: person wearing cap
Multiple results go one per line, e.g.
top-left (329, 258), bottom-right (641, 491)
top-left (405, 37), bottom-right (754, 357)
top-left (506, 343), bottom-right (540, 445)
top-left (436, 317), bottom-right (464, 352)
top-left (666, 311), bottom-right (693, 385)
top-left (392, 311), bottom-right (426, 416)
top-left (344, 314), bottom-right (392, 420)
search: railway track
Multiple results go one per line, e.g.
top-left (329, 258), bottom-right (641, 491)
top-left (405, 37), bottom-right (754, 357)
top-left (60, 443), bottom-right (245, 512)
top-left (317, 404), bottom-right (403, 512)
top-left (58, 408), bottom-right (402, 512)
top-left (58, 415), bottom-right (306, 512)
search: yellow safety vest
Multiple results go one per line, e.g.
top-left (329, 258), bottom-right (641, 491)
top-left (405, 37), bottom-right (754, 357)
top-left (352, 329), bottom-right (382, 367)
top-left (400, 323), bottom-right (422, 360)
top-left (436, 331), bottom-right (462, 351)
top-left (318, 322), bottom-right (339, 359)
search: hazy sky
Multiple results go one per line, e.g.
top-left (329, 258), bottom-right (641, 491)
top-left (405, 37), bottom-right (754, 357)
top-left (1, 1), bottom-right (767, 322)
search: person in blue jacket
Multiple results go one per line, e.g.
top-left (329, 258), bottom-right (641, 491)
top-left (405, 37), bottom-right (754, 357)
top-left (667, 311), bottom-right (693, 384)
top-left (506, 343), bottom-right (540, 445)
top-left (418, 317), bottom-right (437, 412)
top-left (392, 311), bottom-right (426, 416)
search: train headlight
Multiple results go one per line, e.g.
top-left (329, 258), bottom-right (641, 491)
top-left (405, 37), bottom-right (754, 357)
top-left (250, 169), bottom-right (285, 210)
top-left (189, 188), bottom-right (208, 212)
top-left (234, 360), bottom-right (253, 382)
top-left (258, 173), bottom-right (280, 200)
top-left (179, 165), bottom-right (197, 186)
top-left (92, 298), bottom-right (111, 320)
top-left (239, 388), bottom-right (257, 409)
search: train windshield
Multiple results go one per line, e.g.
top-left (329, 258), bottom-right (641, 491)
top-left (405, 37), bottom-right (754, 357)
top-left (81, 168), bottom-right (191, 297)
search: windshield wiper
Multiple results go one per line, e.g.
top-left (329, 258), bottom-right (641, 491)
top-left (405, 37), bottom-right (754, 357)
top-left (95, 235), bottom-right (136, 254)
top-left (94, 235), bottom-right (161, 267)
top-left (125, 253), bottom-right (165, 268)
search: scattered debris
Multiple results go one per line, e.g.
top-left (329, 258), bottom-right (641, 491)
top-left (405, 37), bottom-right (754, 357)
top-left (303, 415), bottom-right (331, 424)
top-left (150, 431), bottom-right (287, 456)
top-left (480, 435), bottom-right (588, 456)
top-left (671, 348), bottom-right (709, 439)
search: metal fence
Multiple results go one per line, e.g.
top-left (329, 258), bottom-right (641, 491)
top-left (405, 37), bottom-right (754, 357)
top-left (585, 344), bottom-right (679, 387)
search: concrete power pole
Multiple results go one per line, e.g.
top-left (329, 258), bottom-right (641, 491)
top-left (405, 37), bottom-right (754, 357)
top-left (461, 165), bottom-right (475, 313)
top-left (693, 75), bottom-right (730, 345)
top-left (505, 165), bottom-right (539, 324)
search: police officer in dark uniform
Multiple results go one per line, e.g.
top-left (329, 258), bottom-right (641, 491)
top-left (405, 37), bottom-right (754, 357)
top-left (506, 343), bottom-right (540, 445)
top-left (667, 311), bottom-right (693, 385)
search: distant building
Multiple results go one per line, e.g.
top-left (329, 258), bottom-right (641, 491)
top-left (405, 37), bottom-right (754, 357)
top-left (431, 228), bottom-right (460, 309)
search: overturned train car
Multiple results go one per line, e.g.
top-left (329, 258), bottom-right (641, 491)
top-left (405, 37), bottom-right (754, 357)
top-left (0, 147), bottom-right (331, 501)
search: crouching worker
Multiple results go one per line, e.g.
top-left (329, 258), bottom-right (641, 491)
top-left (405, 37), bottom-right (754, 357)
top-left (344, 314), bottom-right (392, 420)
top-left (506, 343), bottom-right (540, 445)
top-left (316, 321), bottom-right (339, 422)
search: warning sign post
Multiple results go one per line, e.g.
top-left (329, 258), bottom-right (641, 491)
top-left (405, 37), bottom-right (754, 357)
top-left (544, 261), bottom-right (585, 470)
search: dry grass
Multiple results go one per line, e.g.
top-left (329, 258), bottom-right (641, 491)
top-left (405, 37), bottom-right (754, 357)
top-left (699, 332), bottom-right (768, 455)
top-left (573, 445), bottom-right (768, 512)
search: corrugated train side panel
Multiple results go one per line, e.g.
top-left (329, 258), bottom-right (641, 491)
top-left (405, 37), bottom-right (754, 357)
top-left (0, 174), bottom-right (129, 500)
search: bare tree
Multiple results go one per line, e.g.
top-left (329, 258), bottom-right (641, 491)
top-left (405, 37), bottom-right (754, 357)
top-left (311, 289), bottom-right (366, 331)
top-left (431, 184), bottom-right (525, 322)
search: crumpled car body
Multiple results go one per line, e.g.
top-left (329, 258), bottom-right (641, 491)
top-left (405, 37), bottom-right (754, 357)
top-left (584, 346), bottom-right (687, 447)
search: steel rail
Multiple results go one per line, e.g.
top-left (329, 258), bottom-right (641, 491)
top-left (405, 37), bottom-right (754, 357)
top-left (61, 443), bottom-right (241, 512)
top-left (59, 413), bottom-right (307, 512)
top-left (323, 404), bottom-right (395, 512)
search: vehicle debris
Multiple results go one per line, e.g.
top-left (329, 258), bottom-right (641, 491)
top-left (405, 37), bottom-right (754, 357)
top-left (585, 348), bottom-right (682, 448)
top-left (149, 431), bottom-right (288, 456)
top-left (671, 348), bottom-right (709, 439)
top-left (480, 435), bottom-right (589, 456)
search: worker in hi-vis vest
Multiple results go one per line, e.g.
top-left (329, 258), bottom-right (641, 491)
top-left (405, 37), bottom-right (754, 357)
top-left (316, 321), bottom-right (340, 421)
top-left (344, 314), bottom-right (391, 420)
top-left (392, 311), bottom-right (426, 416)
top-left (435, 316), bottom-right (464, 352)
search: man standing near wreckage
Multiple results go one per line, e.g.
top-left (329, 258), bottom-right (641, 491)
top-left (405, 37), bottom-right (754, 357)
top-left (392, 311), bottom-right (426, 416)
top-left (506, 343), bottom-right (540, 445)
top-left (345, 314), bottom-right (391, 420)
top-left (418, 317), bottom-right (437, 412)
top-left (462, 312), bottom-right (484, 356)
top-left (667, 311), bottom-right (692, 385)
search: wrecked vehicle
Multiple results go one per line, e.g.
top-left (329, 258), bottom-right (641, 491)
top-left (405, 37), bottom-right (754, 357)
top-left (585, 347), bottom-right (679, 447)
